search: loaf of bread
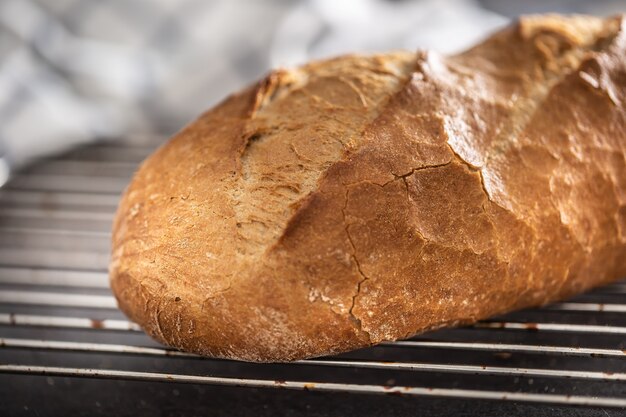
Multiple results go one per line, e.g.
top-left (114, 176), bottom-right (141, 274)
top-left (110, 14), bottom-right (626, 362)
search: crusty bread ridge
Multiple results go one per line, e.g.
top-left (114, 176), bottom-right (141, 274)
top-left (110, 14), bottom-right (626, 362)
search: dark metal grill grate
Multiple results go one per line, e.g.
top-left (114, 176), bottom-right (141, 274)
top-left (0, 138), bottom-right (625, 416)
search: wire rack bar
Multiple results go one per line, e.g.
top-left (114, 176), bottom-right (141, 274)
top-left (4, 337), bottom-right (625, 359)
top-left (0, 208), bottom-right (115, 221)
top-left (23, 160), bottom-right (138, 176)
top-left (1, 364), bottom-right (624, 407)
top-left (1, 338), bottom-right (623, 381)
top-left (0, 268), bottom-right (109, 288)
top-left (387, 341), bottom-right (626, 357)
top-left (0, 190), bottom-right (121, 207)
top-left (548, 302), bottom-right (626, 313)
top-left (6, 174), bottom-right (130, 194)
top-left (476, 321), bottom-right (626, 334)
top-left (0, 313), bottom-right (140, 331)
top-left (3, 314), bottom-right (626, 357)
top-left (0, 292), bottom-right (116, 308)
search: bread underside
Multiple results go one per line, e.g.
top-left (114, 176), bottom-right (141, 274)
top-left (110, 14), bottom-right (626, 362)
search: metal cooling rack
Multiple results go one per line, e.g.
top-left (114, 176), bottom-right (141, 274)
top-left (0, 138), bottom-right (625, 416)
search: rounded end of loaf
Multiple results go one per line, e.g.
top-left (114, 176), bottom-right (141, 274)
top-left (106, 56), bottom-right (409, 361)
top-left (108, 137), bottom-right (373, 363)
top-left (109, 255), bottom-right (370, 362)
top-left (109, 163), bottom-right (373, 362)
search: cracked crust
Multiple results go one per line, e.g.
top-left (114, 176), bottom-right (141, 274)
top-left (110, 14), bottom-right (626, 362)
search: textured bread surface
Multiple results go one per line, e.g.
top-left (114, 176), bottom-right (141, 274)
top-left (110, 14), bottom-right (626, 362)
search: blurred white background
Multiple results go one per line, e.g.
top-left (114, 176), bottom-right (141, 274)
top-left (0, 0), bottom-right (624, 183)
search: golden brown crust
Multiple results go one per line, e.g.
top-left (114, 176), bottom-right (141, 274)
top-left (110, 14), bottom-right (626, 362)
